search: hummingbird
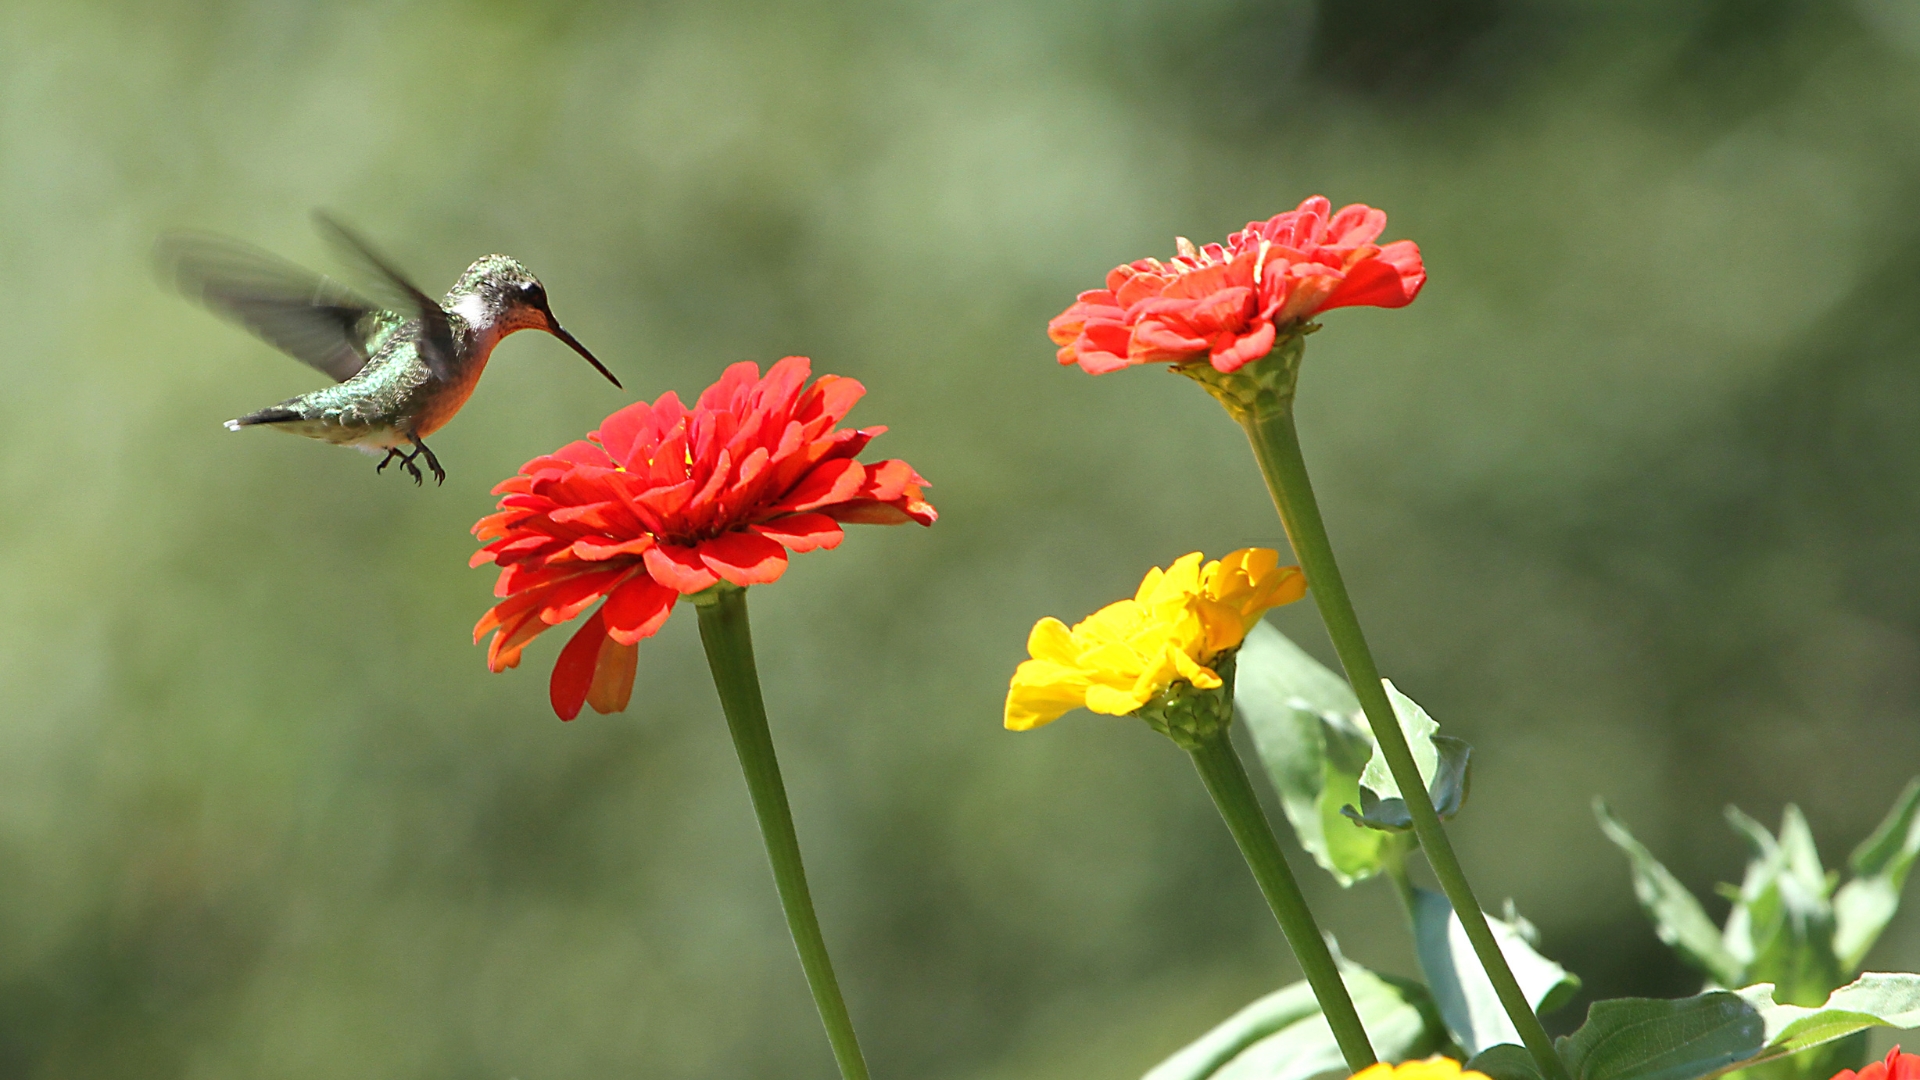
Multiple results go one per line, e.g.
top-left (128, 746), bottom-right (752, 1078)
top-left (158, 214), bottom-right (621, 486)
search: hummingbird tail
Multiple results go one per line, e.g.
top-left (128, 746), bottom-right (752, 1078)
top-left (225, 407), bottom-right (303, 430)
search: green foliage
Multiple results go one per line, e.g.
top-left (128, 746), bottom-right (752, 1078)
top-left (1408, 888), bottom-right (1580, 1055)
top-left (1597, 788), bottom-right (1920, 1009)
top-left (1235, 623), bottom-right (1473, 876)
top-left (1720, 805), bottom-right (1845, 1008)
top-left (1343, 679), bottom-right (1474, 833)
top-left (1596, 791), bottom-right (1920, 1080)
top-left (1142, 959), bottom-right (1448, 1080)
top-left (1834, 780), bottom-right (1920, 970)
top-left (1469, 974), bottom-right (1920, 1080)
top-left (1234, 620), bottom-right (1399, 885)
top-left (1344, 730), bottom-right (1472, 832)
top-left (1469, 1043), bottom-right (1551, 1080)
top-left (1555, 990), bottom-right (1764, 1080)
top-left (1595, 801), bottom-right (1743, 987)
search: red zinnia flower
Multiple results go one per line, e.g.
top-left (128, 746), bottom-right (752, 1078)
top-left (1048, 195), bottom-right (1426, 376)
top-left (1833, 1048), bottom-right (1920, 1080)
top-left (472, 356), bottom-right (936, 720)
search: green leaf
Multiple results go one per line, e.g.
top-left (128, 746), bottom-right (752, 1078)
top-left (1834, 778), bottom-right (1920, 969)
top-left (1358, 680), bottom-right (1439, 802)
top-left (1711, 974), bottom-right (1920, 1077)
top-left (1235, 621), bottom-right (1398, 885)
top-left (1550, 974), bottom-right (1920, 1080)
top-left (1722, 807), bottom-right (1842, 1007)
top-left (1774, 808), bottom-right (1829, 902)
top-left (1143, 961), bottom-right (1448, 1080)
top-left (1343, 735), bottom-right (1472, 831)
top-left (1555, 991), bottom-right (1766, 1080)
top-left (1468, 1044), bottom-right (1547, 1080)
top-left (1849, 779), bottom-right (1920, 879)
top-left (1340, 681), bottom-right (1473, 833)
top-left (1833, 878), bottom-right (1901, 973)
top-left (1594, 800), bottom-right (1742, 988)
top-left (1409, 887), bottom-right (1581, 1055)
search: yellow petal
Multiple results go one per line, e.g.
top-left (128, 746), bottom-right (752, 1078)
top-left (1005, 658), bottom-right (1092, 730)
top-left (1026, 617), bottom-right (1081, 664)
top-left (1170, 647), bottom-right (1222, 689)
top-left (1145, 552), bottom-right (1206, 605)
top-left (1132, 565), bottom-right (1166, 605)
top-left (1085, 682), bottom-right (1150, 715)
top-left (1007, 549), bottom-right (1307, 731)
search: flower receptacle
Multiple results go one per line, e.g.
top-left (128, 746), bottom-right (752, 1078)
top-left (1176, 327), bottom-right (1313, 423)
top-left (1136, 651), bottom-right (1239, 751)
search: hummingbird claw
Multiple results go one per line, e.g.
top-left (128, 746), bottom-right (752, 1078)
top-left (410, 436), bottom-right (446, 486)
top-left (374, 442), bottom-right (442, 486)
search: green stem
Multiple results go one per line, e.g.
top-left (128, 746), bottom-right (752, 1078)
top-left (1383, 843), bottom-right (1420, 927)
top-left (1188, 729), bottom-right (1378, 1072)
top-left (694, 585), bottom-right (871, 1080)
top-left (1241, 406), bottom-right (1568, 1080)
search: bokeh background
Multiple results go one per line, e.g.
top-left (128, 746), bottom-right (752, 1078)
top-left (4, 0), bottom-right (1920, 1076)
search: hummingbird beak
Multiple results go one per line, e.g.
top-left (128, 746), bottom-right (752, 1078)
top-left (544, 315), bottom-right (622, 389)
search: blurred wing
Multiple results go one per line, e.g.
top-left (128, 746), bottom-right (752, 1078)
top-left (313, 212), bottom-right (455, 382)
top-left (157, 232), bottom-right (390, 383)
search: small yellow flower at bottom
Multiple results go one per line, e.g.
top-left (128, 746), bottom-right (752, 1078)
top-left (1004, 548), bottom-right (1305, 732)
top-left (1351, 1059), bottom-right (1490, 1080)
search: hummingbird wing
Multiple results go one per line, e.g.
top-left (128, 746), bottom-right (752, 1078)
top-left (313, 213), bottom-right (456, 383)
top-left (157, 233), bottom-right (393, 383)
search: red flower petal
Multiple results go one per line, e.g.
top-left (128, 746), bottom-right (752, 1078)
top-left (550, 608), bottom-right (609, 721)
top-left (593, 398), bottom-right (658, 468)
top-left (751, 512), bottom-right (844, 552)
top-left (571, 535), bottom-right (655, 561)
top-left (1208, 320), bottom-right (1277, 372)
top-left (642, 543), bottom-right (720, 593)
top-left (485, 607), bottom-right (549, 671)
top-left (473, 356), bottom-right (936, 719)
top-left (602, 575), bottom-right (678, 644)
top-left (1320, 240), bottom-right (1425, 311)
top-left (823, 500), bottom-right (917, 525)
top-left (549, 440), bottom-right (613, 469)
top-left (537, 567), bottom-right (631, 624)
top-left (778, 457), bottom-right (867, 513)
top-left (1048, 196), bottom-right (1420, 376)
top-left (698, 531), bottom-right (789, 587)
top-left (586, 636), bottom-right (638, 715)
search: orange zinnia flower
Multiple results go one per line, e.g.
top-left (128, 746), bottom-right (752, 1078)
top-left (1834, 1048), bottom-right (1920, 1080)
top-left (472, 356), bottom-right (936, 720)
top-left (1048, 195), bottom-right (1425, 375)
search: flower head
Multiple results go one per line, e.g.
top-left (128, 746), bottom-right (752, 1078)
top-left (1349, 1060), bottom-right (1492, 1080)
top-left (1834, 1048), bottom-right (1920, 1080)
top-left (1049, 195), bottom-right (1425, 376)
top-left (473, 356), bottom-right (936, 720)
top-left (1004, 548), bottom-right (1305, 732)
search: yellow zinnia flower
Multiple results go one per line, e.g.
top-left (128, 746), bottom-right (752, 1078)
top-left (1004, 548), bottom-right (1305, 732)
top-left (1350, 1059), bottom-right (1489, 1080)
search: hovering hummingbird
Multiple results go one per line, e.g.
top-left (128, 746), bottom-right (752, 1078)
top-left (158, 214), bottom-right (621, 485)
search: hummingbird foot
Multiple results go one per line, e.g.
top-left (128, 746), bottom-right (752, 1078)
top-left (374, 446), bottom-right (426, 486)
top-left (409, 436), bottom-right (446, 487)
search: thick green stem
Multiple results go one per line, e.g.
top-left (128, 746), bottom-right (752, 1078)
top-left (1188, 730), bottom-right (1378, 1072)
top-left (694, 585), bottom-right (870, 1080)
top-left (1242, 406), bottom-right (1569, 1080)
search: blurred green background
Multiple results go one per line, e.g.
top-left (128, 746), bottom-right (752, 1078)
top-left (3, 0), bottom-right (1920, 1076)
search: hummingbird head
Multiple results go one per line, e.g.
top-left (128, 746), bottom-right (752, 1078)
top-left (448, 255), bottom-right (622, 388)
